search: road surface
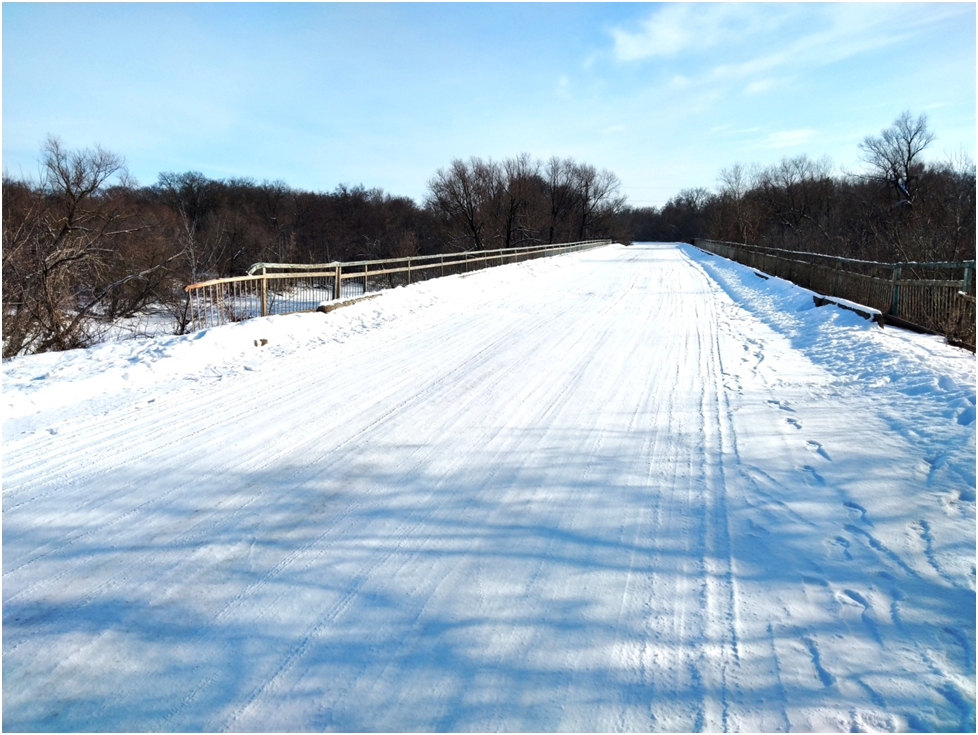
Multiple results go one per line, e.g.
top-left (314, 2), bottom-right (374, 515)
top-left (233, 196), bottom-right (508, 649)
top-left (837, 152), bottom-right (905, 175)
top-left (3, 243), bottom-right (974, 731)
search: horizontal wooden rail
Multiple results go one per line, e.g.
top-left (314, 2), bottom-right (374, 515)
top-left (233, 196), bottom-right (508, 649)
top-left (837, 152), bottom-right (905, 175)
top-left (184, 239), bottom-right (611, 331)
top-left (242, 240), bottom-right (609, 276)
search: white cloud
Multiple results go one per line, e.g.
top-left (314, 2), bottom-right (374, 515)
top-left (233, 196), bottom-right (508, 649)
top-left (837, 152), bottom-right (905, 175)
top-left (711, 4), bottom-right (973, 87)
top-left (609, 3), bottom-right (970, 107)
top-left (610, 4), bottom-right (784, 61)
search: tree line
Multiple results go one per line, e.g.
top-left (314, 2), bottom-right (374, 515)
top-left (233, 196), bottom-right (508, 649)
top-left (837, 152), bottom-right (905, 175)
top-left (623, 112), bottom-right (975, 264)
top-left (3, 112), bottom-right (973, 357)
top-left (2, 143), bottom-right (626, 356)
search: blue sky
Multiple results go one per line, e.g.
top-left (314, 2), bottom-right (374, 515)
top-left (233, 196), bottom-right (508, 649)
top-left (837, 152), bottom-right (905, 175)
top-left (3, 2), bottom-right (975, 207)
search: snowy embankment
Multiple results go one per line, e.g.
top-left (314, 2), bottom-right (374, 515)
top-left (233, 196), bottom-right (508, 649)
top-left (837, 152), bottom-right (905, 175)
top-left (2, 243), bottom-right (974, 732)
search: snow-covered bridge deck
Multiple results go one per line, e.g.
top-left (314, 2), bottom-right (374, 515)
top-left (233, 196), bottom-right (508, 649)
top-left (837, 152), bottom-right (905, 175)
top-left (3, 243), bottom-right (974, 731)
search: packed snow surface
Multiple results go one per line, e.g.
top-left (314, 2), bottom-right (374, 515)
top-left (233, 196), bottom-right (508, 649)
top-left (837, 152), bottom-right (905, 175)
top-left (3, 243), bottom-right (975, 732)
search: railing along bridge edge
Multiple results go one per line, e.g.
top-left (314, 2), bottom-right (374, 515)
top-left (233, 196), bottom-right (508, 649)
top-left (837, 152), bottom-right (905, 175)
top-left (184, 239), bottom-right (612, 332)
top-left (692, 238), bottom-right (976, 351)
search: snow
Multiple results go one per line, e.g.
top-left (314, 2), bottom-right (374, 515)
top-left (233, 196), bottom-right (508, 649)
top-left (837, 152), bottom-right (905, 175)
top-left (3, 242), bottom-right (975, 732)
top-left (811, 293), bottom-right (882, 318)
top-left (809, 293), bottom-right (883, 324)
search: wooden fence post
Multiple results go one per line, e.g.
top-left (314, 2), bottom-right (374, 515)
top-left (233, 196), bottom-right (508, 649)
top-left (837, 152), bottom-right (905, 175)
top-left (333, 263), bottom-right (342, 301)
top-left (260, 267), bottom-right (268, 317)
top-left (890, 266), bottom-right (902, 316)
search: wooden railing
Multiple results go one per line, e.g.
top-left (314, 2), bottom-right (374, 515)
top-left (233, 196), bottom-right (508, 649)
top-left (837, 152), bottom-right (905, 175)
top-left (693, 239), bottom-right (976, 351)
top-left (183, 239), bottom-right (612, 331)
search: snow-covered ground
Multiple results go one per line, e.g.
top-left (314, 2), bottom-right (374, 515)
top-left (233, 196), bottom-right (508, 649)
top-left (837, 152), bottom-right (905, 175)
top-left (2, 242), bottom-right (974, 732)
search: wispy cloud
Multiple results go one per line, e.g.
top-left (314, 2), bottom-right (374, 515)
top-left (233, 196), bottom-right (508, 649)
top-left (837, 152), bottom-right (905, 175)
top-left (610, 3), bottom-right (969, 91)
top-left (610, 4), bottom-right (787, 61)
top-left (703, 4), bottom-right (917, 85)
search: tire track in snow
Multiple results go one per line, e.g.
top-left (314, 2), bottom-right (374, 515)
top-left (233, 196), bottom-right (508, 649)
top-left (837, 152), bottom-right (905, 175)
top-left (6, 270), bottom-right (579, 712)
top-left (428, 260), bottom-right (655, 731)
top-left (2, 307), bottom-right (501, 507)
top-left (147, 284), bottom-right (602, 728)
top-left (636, 246), bottom-right (728, 731)
top-left (4, 257), bottom-right (575, 506)
top-left (688, 246), bottom-right (743, 731)
top-left (188, 250), bottom-right (654, 729)
top-left (3, 280), bottom-right (557, 596)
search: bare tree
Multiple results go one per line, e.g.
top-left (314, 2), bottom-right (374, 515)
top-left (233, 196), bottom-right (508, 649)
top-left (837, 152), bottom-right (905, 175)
top-left (426, 157), bottom-right (501, 250)
top-left (155, 171), bottom-right (228, 281)
top-left (859, 110), bottom-right (935, 205)
top-left (543, 157), bottom-right (578, 244)
top-left (571, 163), bottom-right (626, 239)
top-left (2, 137), bottom-right (173, 356)
top-left (753, 155), bottom-right (836, 250)
top-left (715, 162), bottom-right (764, 244)
top-left (660, 187), bottom-right (712, 241)
top-left (499, 153), bottom-right (540, 248)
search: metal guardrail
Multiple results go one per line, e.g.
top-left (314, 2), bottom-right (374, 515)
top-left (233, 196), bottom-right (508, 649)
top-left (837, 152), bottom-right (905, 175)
top-left (693, 239), bottom-right (976, 351)
top-left (184, 239), bottom-right (612, 331)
